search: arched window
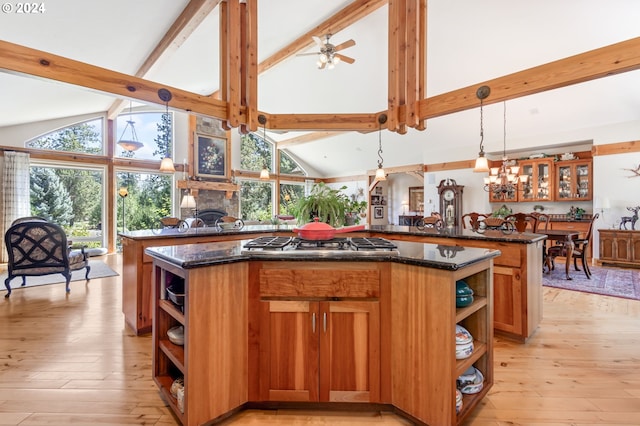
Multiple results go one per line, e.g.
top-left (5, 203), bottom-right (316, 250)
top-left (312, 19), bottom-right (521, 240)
top-left (115, 111), bottom-right (173, 160)
top-left (26, 118), bottom-right (103, 154)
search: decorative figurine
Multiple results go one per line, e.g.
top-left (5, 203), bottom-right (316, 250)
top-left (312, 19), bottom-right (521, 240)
top-left (620, 206), bottom-right (640, 230)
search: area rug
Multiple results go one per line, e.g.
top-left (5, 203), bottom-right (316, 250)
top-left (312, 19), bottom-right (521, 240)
top-left (543, 262), bottom-right (640, 301)
top-left (0, 259), bottom-right (119, 292)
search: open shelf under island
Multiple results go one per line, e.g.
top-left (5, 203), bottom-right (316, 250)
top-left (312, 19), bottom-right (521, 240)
top-left (146, 239), bottom-right (499, 426)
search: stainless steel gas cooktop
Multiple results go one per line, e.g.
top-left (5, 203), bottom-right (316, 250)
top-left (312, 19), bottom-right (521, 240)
top-left (241, 236), bottom-right (399, 258)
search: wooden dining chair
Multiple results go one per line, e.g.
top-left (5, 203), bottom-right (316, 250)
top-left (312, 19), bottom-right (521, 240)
top-left (461, 212), bottom-right (488, 230)
top-left (504, 213), bottom-right (538, 233)
top-left (546, 213), bottom-right (599, 279)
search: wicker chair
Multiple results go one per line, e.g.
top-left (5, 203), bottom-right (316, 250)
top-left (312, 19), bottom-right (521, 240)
top-left (4, 219), bottom-right (90, 297)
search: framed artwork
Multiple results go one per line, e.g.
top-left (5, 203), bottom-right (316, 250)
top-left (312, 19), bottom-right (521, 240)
top-left (374, 206), bottom-right (384, 219)
top-left (195, 133), bottom-right (229, 179)
top-left (409, 186), bottom-right (424, 212)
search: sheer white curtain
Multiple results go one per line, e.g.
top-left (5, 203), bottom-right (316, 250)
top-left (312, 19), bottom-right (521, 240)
top-left (1, 151), bottom-right (31, 263)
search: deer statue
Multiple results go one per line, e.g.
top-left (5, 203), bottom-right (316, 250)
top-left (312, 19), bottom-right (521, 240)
top-left (620, 206), bottom-right (640, 230)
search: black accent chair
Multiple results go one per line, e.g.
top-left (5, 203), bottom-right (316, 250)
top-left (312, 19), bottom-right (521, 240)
top-left (4, 219), bottom-right (90, 297)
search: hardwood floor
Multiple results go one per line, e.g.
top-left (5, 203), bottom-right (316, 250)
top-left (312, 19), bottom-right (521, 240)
top-left (1, 254), bottom-right (639, 425)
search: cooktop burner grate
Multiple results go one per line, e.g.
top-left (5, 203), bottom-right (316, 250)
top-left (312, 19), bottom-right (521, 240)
top-left (350, 237), bottom-right (398, 250)
top-left (243, 236), bottom-right (292, 249)
top-left (293, 237), bottom-right (348, 250)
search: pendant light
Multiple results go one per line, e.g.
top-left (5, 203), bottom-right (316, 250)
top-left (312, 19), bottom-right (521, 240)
top-left (158, 88), bottom-right (175, 173)
top-left (473, 86), bottom-right (491, 173)
top-left (258, 114), bottom-right (270, 180)
top-left (117, 101), bottom-right (144, 152)
top-left (374, 114), bottom-right (387, 181)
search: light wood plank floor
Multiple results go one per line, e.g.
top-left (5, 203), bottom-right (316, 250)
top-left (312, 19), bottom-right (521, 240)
top-left (1, 254), bottom-right (639, 425)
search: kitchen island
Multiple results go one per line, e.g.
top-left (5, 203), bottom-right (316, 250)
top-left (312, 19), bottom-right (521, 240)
top-left (146, 239), bottom-right (499, 426)
top-left (121, 224), bottom-right (544, 341)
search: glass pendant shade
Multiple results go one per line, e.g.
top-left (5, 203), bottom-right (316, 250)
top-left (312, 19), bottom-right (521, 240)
top-left (375, 166), bottom-right (386, 181)
top-left (117, 139), bottom-right (143, 152)
top-left (260, 167), bottom-right (270, 180)
top-left (473, 154), bottom-right (489, 173)
top-left (159, 157), bottom-right (175, 173)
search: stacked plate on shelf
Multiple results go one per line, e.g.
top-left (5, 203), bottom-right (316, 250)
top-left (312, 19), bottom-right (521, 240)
top-left (455, 324), bottom-right (474, 359)
top-left (457, 366), bottom-right (484, 395)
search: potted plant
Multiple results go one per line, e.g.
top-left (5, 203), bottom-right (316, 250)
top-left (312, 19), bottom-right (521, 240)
top-left (345, 199), bottom-right (368, 225)
top-left (491, 204), bottom-right (512, 218)
top-left (291, 183), bottom-right (350, 227)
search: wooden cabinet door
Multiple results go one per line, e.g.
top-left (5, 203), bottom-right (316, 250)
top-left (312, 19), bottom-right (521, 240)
top-left (598, 231), bottom-right (617, 261)
top-left (630, 234), bottom-right (640, 263)
top-left (555, 160), bottom-right (592, 201)
top-left (519, 158), bottom-right (553, 202)
top-left (259, 300), bottom-right (319, 402)
top-left (319, 301), bottom-right (380, 403)
top-left (492, 266), bottom-right (523, 337)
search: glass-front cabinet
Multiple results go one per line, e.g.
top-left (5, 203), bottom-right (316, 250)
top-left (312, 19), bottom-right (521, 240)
top-left (518, 158), bottom-right (553, 202)
top-left (555, 159), bottom-right (592, 201)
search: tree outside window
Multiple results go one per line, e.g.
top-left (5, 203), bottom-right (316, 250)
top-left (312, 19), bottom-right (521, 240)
top-left (280, 182), bottom-right (305, 215)
top-left (27, 118), bottom-right (103, 154)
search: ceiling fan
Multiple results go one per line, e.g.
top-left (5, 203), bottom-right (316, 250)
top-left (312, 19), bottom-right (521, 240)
top-left (298, 34), bottom-right (356, 69)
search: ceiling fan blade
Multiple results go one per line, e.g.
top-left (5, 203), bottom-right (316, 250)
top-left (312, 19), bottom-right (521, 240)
top-left (335, 53), bottom-right (355, 64)
top-left (333, 39), bottom-right (356, 51)
top-left (312, 35), bottom-right (325, 47)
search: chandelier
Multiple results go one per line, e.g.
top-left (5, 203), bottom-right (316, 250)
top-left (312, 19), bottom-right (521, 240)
top-left (482, 101), bottom-right (529, 198)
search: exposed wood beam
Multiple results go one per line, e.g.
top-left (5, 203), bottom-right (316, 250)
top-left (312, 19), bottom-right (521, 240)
top-left (592, 140), bottom-right (640, 156)
top-left (419, 36), bottom-right (640, 120)
top-left (107, 0), bottom-right (220, 119)
top-left (257, 0), bottom-right (387, 74)
top-left (265, 112), bottom-right (380, 132)
top-left (276, 131), bottom-right (347, 149)
top-left (425, 160), bottom-right (476, 172)
top-left (0, 40), bottom-right (228, 119)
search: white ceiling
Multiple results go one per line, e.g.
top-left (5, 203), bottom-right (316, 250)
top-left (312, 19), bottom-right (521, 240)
top-left (1, 0), bottom-right (640, 177)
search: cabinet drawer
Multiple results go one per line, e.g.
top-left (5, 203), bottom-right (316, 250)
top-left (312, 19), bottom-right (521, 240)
top-left (550, 222), bottom-right (590, 232)
top-left (260, 268), bottom-right (380, 298)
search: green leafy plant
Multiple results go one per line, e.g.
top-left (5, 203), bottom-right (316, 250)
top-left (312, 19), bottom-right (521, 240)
top-left (491, 204), bottom-right (513, 218)
top-left (291, 183), bottom-right (350, 227)
top-left (345, 199), bottom-right (368, 225)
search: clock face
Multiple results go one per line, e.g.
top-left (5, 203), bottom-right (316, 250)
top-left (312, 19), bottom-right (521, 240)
top-left (443, 189), bottom-right (455, 201)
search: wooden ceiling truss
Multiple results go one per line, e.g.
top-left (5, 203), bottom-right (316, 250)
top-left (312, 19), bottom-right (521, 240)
top-left (1, 1), bottom-right (640, 138)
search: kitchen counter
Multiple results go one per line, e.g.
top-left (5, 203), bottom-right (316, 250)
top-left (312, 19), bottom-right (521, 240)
top-left (149, 237), bottom-right (497, 426)
top-left (121, 224), bottom-right (544, 339)
top-left (145, 238), bottom-right (500, 270)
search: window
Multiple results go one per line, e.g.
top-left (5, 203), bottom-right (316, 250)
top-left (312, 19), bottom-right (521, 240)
top-left (279, 182), bottom-right (305, 215)
top-left (26, 118), bottom-right (103, 154)
top-left (279, 151), bottom-right (306, 175)
top-left (239, 179), bottom-right (273, 221)
top-left (30, 165), bottom-right (104, 248)
top-left (115, 111), bottom-right (172, 160)
top-left (116, 171), bottom-right (173, 232)
top-left (240, 132), bottom-right (272, 172)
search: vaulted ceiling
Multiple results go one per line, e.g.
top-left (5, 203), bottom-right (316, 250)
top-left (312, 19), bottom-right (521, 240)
top-left (1, 0), bottom-right (639, 177)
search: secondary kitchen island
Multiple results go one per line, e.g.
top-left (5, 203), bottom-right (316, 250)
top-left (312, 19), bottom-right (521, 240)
top-left (122, 225), bottom-right (544, 341)
top-left (146, 238), bottom-right (499, 426)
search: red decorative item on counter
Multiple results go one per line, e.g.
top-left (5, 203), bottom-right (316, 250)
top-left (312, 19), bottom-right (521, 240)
top-left (293, 217), bottom-right (365, 240)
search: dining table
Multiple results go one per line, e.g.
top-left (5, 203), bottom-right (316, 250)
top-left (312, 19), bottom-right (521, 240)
top-left (540, 229), bottom-right (581, 280)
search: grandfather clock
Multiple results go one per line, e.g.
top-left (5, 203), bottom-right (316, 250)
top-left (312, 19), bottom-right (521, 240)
top-left (437, 179), bottom-right (464, 228)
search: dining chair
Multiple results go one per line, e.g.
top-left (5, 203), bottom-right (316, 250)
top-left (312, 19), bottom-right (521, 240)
top-left (504, 213), bottom-right (538, 233)
top-left (546, 213), bottom-right (599, 279)
top-left (461, 212), bottom-right (488, 230)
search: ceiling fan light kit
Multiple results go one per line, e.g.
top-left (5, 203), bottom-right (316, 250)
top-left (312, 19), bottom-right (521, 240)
top-left (300, 34), bottom-right (355, 70)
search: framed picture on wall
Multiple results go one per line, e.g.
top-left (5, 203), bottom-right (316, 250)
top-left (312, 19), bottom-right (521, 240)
top-left (195, 133), bottom-right (229, 179)
top-left (374, 206), bottom-right (384, 219)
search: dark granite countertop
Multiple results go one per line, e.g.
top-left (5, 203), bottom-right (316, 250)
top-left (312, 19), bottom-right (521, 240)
top-left (145, 238), bottom-right (500, 271)
top-left (123, 224), bottom-right (545, 244)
